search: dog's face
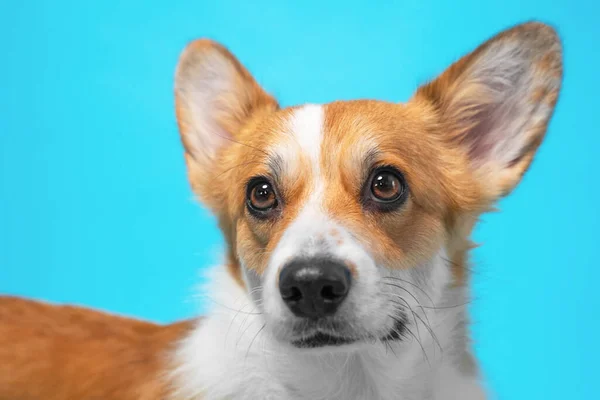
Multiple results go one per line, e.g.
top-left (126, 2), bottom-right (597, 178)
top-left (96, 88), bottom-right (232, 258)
top-left (174, 23), bottom-right (562, 349)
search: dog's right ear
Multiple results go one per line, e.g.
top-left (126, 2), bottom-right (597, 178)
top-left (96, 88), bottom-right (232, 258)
top-left (174, 40), bottom-right (278, 209)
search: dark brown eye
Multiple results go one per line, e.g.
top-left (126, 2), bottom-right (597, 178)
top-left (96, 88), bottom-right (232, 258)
top-left (247, 178), bottom-right (278, 216)
top-left (364, 167), bottom-right (408, 211)
top-left (371, 172), bottom-right (402, 201)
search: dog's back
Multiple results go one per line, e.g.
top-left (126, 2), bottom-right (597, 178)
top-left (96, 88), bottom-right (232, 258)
top-left (0, 296), bottom-right (193, 400)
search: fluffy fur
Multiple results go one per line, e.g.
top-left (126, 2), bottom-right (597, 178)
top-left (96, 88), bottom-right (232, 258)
top-left (0, 21), bottom-right (562, 400)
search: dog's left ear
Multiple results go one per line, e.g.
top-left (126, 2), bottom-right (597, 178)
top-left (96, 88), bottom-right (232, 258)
top-left (414, 22), bottom-right (563, 202)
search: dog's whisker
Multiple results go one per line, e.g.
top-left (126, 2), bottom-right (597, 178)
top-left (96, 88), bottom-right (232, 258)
top-left (225, 301), bottom-right (255, 348)
top-left (381, 282), bottom-right (425, 310)
top-left (203, 296), bottom-right (263, 315)
top-left (412, 310), bottom-right (443, 356)
top-left (224, 298), bottom-right (265, 348)
top-left (389, 314), bottom-right (430, 367)
top-left (244, 323), bottom-right (266, 367)
top-left (382, 291), bottom-right (436, 344)
top-left (235, 303), bottom-right (263, 350)
top-left (381, 276), bottom-right (435, 306)
top-left (418, 301), bottom-right (473, 310)
top-left (385, 338), bottom-right (398, 358)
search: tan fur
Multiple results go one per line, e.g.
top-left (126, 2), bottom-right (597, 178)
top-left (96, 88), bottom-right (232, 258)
top-left (0, 296), bottom-right (193, 400)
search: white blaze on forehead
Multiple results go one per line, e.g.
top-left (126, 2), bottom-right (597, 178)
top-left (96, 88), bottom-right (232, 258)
top-left (269, 104), bottom-right (324, 179)
top-left (288, 104), bottom-right (324, 167)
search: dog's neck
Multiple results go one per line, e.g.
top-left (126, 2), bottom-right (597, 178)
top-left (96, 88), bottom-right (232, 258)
top-left (169, 265), bottom-right (485, 400)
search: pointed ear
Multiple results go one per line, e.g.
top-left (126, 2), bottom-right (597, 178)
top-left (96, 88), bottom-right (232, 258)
top-left (414, 22), bottom-right (563, 201)
top-left (174, 40), bottom-right (278, 208)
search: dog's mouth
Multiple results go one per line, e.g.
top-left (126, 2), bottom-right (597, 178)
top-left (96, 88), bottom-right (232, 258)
top-left (292, 331), bottom-right (356, 348)
top-left (291, 319), bottom-right (406, 349)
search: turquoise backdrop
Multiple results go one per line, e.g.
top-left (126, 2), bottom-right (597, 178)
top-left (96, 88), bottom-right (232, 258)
top-left (1, 1), bottom-right (598, 398)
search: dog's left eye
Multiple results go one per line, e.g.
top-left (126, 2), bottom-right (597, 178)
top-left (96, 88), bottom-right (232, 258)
top-left (365, 167), bottom-right (408, 210)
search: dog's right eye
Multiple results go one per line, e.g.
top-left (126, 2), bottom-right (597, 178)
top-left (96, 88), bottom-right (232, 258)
top-left (246, 178), bottom-right (279, 218)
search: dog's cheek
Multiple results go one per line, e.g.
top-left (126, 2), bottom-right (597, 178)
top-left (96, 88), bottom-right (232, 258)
top-left (374, 206), bottom-right (446, 270)
top-left (349, 262), bottom-right (392, 334)
top-left (240, 265), bottom-right (264, 305)
top-left (235, 220), bottom-right (272, 274)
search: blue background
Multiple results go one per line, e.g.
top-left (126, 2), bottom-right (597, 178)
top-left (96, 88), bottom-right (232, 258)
top-left (1, 1), bottom-right (597, 398)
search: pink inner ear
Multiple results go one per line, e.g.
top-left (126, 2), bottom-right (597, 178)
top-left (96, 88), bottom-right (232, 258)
top-left (462, 97), bottom-right (520, 167)
top-left (454, 56), bottom-right (545, 169)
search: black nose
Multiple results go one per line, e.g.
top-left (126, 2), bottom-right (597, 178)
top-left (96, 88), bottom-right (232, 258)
top-left (279, 258), bottom-right (351, 319)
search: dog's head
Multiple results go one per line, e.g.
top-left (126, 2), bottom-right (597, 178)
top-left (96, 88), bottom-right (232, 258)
top-left (174, 22), bottom-right (562, 350)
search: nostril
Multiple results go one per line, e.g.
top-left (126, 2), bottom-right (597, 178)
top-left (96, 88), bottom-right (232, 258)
top-left (320, 285), bottom-right (339, 302)
top-left (282, 286), bottom-right (303, 302)
top-left (320, 282), bottom-right (348, 302)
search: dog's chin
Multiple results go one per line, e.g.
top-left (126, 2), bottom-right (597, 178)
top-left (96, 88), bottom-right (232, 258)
top-left (290, 319), bottom-right (406, 350)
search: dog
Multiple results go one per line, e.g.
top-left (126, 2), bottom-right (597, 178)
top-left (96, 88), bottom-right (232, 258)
top-left (0, 21), bottom-right (562, 400)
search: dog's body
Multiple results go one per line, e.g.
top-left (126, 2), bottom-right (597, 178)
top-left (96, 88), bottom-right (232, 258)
top-left (0, 22), bottom-right (562, 400)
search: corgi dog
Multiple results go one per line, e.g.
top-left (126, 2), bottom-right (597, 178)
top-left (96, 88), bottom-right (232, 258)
top-left (0, 21), bottom-right (562, 400)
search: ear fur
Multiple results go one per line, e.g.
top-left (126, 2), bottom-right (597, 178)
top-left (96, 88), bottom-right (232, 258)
top-left (414, 22), bottom-right (563, 201)
top-left (174, 40), bottom-right (278, 209)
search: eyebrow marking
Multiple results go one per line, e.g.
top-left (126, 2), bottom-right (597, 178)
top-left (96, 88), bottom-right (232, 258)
top-left (361, 147), bottom-right (381, 179)
top-left (267, 153), bottom-right (284, 185)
